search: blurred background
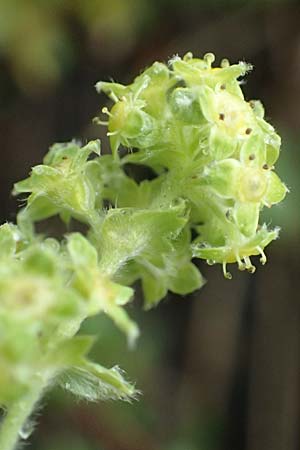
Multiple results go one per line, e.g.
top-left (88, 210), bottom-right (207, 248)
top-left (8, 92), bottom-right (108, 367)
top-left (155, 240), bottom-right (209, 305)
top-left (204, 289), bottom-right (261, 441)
top-left (0, 1), bottom-right (300, 449)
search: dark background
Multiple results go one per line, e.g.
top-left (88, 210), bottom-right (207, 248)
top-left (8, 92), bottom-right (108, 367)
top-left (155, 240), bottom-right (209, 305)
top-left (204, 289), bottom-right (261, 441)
top-left (0, 1), bottom-right (300, 449)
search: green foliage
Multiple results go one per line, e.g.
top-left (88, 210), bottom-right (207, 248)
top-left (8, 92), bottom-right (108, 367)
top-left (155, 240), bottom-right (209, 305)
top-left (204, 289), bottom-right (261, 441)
top-left (0, 52), bottom-right (286, 450)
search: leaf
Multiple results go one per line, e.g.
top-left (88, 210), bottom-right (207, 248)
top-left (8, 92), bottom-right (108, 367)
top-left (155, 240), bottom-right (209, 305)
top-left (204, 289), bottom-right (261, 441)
top-left (60, 360), bottom-right (138, 402)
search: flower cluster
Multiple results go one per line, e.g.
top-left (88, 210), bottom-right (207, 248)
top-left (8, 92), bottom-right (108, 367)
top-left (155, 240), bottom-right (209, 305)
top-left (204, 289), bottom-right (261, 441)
top-left (0, 52), bottom-right (286, 450)
top-left (0, 223), bottom-right (136, 411)
top-left (97, 52), bottom-right (287, 278)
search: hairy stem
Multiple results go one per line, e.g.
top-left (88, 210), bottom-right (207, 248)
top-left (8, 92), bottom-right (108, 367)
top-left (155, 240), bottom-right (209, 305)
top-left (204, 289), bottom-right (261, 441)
top-left (0, 377), bottom-right (46, 450)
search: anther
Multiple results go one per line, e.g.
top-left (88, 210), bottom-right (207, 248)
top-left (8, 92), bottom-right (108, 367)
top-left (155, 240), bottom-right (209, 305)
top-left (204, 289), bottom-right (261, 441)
top-left (221, 58), bottom-right (230, 68)
top-left (204, 53), bottom-right (215, 67)
top-left (220, 84), bottom-right (226, 90)
top-left (249, 154), bottom-right (255, 161)
top-left (262, 163), bottom-right (269, 170)
top-left (245, 128), bottom-right (252, 135)
top-left (219, 113), bottom-right (225, 121)
top-left (184, 52), bottom-right (193, 61)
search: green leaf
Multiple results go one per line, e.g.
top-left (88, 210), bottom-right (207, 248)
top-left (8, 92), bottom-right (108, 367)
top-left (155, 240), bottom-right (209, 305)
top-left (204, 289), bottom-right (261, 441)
top-left (61, 360), bottom-right (137, 402)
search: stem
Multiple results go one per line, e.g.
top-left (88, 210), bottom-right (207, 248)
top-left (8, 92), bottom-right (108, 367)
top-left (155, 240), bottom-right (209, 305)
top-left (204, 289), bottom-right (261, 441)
top-left (0, 377), bottom-right (46, 450)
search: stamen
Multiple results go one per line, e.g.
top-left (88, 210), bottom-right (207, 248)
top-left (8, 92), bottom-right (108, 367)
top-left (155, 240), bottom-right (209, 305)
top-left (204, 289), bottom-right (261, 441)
top-left (223, 262), bottom-right (232, 279)
top-left (221, 58), bottom-right (230, 68)
top-left (257, 246), bottom-right (267, 265)
top-left (102, 107), bottom-right (113, 117)
top-left (244, 256), bottom-right (256, 273)
top-left (93, 118), bottom-right (109, 126)
top-left (262, 200), bottom-right (271, 208)
top-left (235, 253), bottom-right (246, 271)
top-left (204, 53), bottom-right (215, 67)
top-left (184, 52), bottom-right (193, 61)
